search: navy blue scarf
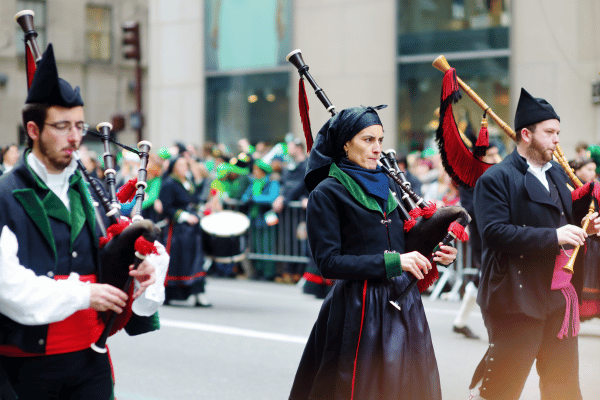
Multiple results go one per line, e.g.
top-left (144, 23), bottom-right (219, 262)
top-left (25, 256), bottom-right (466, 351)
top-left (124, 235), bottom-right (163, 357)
top-left (338, 158), bottom-right (389, 206)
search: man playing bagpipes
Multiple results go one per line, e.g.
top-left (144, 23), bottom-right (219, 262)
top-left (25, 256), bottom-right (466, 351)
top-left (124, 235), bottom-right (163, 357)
top-left (0, 43), bottom-right (169, 400)
top-left (468, 89), bottom-right (600, 400)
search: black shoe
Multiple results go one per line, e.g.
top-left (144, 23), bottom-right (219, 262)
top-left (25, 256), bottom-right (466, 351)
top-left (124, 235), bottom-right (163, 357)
top-left (453, 325), bottom-right (480, 339)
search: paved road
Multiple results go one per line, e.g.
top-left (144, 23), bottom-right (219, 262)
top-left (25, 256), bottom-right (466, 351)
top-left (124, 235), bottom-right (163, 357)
top-left (109, 277), bottom-right (600, 400)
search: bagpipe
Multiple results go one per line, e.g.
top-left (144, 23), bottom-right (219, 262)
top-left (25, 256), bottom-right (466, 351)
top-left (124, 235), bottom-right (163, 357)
top-left (286, 50), bottom-right (470, 309)
top-left (16, 10), bottom-right (161, 353)
top-left (432, 54), bottom-right (598, 275)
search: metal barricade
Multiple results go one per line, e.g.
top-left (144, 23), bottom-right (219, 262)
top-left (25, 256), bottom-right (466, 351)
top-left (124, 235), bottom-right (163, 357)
top-left (217, 198), bottom-right (478, 293)
top-left (221, 199), bottom-right (310, 265)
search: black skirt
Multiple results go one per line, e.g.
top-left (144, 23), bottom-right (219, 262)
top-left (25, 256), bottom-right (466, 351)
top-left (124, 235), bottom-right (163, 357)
top-left (290, 273), bottom-right (441, 400)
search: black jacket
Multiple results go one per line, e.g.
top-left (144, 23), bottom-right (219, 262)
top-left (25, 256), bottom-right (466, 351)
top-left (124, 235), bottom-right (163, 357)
top-left (290, 163), bottom-right (441, 400)
top-left (474, 149), bottom-right (583, 318)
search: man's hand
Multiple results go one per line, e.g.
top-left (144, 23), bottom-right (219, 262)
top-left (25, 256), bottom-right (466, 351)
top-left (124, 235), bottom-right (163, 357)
top-left (89, 284), bottom-right (128, 313)
top-left (129, 259), bottom-right (156, 299)
top-left (557, 224), bottom-right (587, 246)
top-left (584, 211), bottom-right (600, 236)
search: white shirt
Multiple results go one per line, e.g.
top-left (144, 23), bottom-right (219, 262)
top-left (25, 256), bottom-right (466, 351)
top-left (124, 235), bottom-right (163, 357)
top-left (526, 161), bottom-right (552, 192)
top-left (0, 225), bottom-right (90, 324)
top-left (27, 152), bottom-right (77, 210)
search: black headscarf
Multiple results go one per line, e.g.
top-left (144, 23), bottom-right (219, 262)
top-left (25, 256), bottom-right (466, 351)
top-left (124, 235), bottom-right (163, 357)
top-left (305, 105), bottom-right (387, 192)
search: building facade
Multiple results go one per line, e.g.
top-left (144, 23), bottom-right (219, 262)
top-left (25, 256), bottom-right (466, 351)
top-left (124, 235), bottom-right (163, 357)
top-left (0, 0), bottom-right (148, 152)
top-left (0, 0), bottom-right (599, 160)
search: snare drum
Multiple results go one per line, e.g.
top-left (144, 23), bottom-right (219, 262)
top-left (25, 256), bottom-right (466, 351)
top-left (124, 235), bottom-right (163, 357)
top-left (200, 210), bottom-right (251, 263)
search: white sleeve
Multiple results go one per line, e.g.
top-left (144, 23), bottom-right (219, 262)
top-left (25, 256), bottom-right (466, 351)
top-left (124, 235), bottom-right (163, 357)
top-left (177, 211), bottom-right (192, 224)
top-left (131, 240), bottom-right (169, 316)
top-left (0, 226), bottom-right (91, 325)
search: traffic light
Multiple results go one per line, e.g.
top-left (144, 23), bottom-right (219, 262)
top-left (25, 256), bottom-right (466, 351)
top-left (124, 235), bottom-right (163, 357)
top-left (122, 21), bottom-right (140, 61)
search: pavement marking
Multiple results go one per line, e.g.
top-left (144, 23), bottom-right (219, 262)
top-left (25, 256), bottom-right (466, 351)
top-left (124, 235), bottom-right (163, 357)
top-left (160, 319), bottom-right (308, 344)
top-left (160, 307), bottom-right (484, 345)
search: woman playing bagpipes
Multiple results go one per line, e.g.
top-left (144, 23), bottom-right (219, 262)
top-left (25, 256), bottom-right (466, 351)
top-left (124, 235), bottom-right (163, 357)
top-left (288, 105), bottom-right (457, 400)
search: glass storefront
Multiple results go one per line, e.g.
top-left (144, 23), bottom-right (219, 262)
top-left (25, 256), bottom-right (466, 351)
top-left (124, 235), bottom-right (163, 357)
top-left (205, 72), bottom-right (290, 150)
top-left (204, 0), bottom-right (292, 150)
top-left (397, 0), bottom-right (511, 154)
top-left (204, 0), bottom-right (291, 71)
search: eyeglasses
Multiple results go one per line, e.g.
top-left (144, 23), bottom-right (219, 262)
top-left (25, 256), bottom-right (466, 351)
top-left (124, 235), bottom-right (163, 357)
top-left (43, 121), bottom-right (88, 136)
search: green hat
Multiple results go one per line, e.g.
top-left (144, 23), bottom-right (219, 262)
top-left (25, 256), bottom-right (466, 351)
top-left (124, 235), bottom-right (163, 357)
top-left (421, 147), bottom-right (438, 157)
top-left (254, 159), bottom-right (272, 174)
top-left (587, 145), bottom-right (600, 174)
top-left (158, 146), bottom-right (171, 160)
top-left (216, 163), bottom-right (233, 180)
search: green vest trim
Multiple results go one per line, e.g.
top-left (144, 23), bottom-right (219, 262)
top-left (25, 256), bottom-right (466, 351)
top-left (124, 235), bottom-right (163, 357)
top-left (13, 155), bottom-right (98, 258)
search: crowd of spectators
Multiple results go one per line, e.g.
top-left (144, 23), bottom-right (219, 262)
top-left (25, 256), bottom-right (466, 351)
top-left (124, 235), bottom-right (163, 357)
top-left (1, 134), bottom-right (597, 314)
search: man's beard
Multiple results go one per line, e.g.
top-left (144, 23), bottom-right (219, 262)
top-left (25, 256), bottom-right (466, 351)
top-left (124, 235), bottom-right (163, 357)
top-left (39, 135), bottom-right (74, 171)
top-left (530, 135), bottom-right (553, 164)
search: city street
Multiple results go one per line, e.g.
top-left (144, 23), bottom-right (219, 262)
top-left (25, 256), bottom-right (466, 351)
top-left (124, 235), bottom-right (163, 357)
top-left (109, 277), bottom-right (600, 400)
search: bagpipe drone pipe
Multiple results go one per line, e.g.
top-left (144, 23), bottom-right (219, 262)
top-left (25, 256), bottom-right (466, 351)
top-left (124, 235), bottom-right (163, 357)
top-left (432, 54), bottom-right (600, 276)
top-left (16, 10), bottom-right (161, 353)
top-left (286, 49), bottom-right (471, 309)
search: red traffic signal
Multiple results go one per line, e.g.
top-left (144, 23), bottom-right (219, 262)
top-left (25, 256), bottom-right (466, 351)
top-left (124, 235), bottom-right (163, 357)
top-left (122, 21), bottom-right (140, 60)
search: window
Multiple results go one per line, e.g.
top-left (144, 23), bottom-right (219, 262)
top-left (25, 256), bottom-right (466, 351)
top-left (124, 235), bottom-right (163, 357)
top-left (396, 0), bottom-right (511, 153)
top-left (15, 0), bottom-right (47, 55)
top-left (86, 5), bottom-right (112, 61)
top-left (206, 72), bottom-right (290, 148)
top-left (204, 0), bottom-right (292, 71)
top-left (397, 57), bottom-right (510, 154)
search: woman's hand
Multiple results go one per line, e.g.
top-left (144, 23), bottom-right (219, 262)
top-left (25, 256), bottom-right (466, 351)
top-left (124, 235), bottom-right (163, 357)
top-left (432, 243), bottom-right (457, 266)
top-left (400, 251), bottom-right (432, 280)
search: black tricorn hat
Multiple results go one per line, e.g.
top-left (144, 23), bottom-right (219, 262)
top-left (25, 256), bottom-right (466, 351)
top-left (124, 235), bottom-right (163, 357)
top-left (514, 88), bottom-right (559, 133)
top-left (25, 44), bottom-right (84, 107)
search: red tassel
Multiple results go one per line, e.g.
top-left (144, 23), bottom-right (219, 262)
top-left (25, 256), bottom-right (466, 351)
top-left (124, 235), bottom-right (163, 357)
top-left (116, 178), bottom-right (138, 203)
top-left (592, 181), bottom-right (600, 202)
top-left (437, 103), bottom-right (492, 187)
top-left (417, 263), bottom-right (439, 292)
top-left (98, 219), bottom-right (132, 249)
top-left (26, 45), bottom-right (36, 90)
top-left (403, 218), bottom-right (417, 232)
top-left (572, 181), bottom-right (592, 202)
top-left (134, 236), bottom-right (159, 256)
top-left (449, 221), bottom-right (469, 242)
top-left (99, 236), bottom-right (110, 249)
top-left (421, 204), bottom-right (437, 219)
top-left (298, 78), bottom-right (313, 152)
top-left (441, 68), bottom-right (460, 102)
top-left (475, 117), bottom-right (489, 148)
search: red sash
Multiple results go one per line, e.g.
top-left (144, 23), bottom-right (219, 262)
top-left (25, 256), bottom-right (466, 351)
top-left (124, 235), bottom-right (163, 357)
top-left (0, 274), bottom-right (104, 357)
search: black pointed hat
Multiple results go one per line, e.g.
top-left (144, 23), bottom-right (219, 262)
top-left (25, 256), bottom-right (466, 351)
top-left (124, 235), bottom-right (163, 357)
top-left (25, 44), bottom-right (84, 107)
top-left (514, 88), bottom-right (559, 133)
